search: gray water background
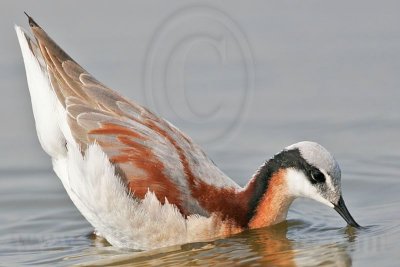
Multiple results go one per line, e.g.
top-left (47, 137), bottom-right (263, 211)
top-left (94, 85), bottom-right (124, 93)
top-left (0, 1), bottom-right (400, 266)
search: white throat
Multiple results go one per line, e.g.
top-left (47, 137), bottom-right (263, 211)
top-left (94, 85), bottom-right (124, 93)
top-left (285, 168), bottom-right (334, 208)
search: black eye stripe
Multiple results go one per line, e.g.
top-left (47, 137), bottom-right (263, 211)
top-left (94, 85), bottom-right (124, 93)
top-left (257, 148), bottom-right (328, 186)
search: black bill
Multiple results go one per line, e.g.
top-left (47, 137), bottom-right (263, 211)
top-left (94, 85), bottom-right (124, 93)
top-left (333, 196), bottom-right (360, 228)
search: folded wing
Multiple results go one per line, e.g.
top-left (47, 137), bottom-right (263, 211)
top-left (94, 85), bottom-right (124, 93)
top-left (25, 16), bottom-right (241, 216)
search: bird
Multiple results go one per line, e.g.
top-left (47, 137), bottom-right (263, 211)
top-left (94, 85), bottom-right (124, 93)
top-left (15, 14), bottom-right (360, 250)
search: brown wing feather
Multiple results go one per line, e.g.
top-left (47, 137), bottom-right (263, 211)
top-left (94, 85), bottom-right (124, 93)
top-left (27, 19), bottom-right (241, 217)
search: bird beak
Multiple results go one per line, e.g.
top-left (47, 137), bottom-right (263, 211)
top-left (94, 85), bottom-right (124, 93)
top-left (333, 196), bottom-right (360, 228)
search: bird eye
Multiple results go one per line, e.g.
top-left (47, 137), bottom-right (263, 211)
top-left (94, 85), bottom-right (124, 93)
top-left (311, 170), bottom-right (325, 183)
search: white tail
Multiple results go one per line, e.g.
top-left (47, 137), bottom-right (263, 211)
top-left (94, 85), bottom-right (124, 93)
top-left (15, 25), bottom-right (66, 158)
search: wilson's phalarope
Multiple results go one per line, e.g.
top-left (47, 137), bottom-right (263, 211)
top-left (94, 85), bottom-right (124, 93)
top-left (15, 15), bottom-right (360, 250)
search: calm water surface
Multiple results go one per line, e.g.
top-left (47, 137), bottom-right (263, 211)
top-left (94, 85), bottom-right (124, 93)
top-left (1, 1), bottom-right (400, 266)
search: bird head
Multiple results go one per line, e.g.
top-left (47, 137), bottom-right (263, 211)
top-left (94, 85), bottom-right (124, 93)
top-left (278, 141), bottom-right (360, 228)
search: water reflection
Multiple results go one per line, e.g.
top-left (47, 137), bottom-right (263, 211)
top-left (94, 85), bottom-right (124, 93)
top-left (81, 221), bottom-right (355, 267)
top-left (294, 244), bottom-right (351, 267)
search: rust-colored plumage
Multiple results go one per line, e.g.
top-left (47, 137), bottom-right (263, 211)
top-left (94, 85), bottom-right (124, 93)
top-left (23, 15), bottom-right (283, 232)
top-left (249, 170), bottom-right (291, 229)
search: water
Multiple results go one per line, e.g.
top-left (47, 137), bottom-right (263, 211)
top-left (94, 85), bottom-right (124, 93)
top-left (1, 156), bottom-right (400, 266)
top-left (1, 1), bottom-right (400, 266)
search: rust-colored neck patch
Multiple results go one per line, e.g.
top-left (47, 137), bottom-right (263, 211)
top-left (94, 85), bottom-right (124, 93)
top-left (248, 169), bottom-right (293, 229)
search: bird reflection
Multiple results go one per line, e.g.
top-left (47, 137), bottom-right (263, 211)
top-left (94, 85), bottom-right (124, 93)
top-left (83, 220), bottom-right (356, 266)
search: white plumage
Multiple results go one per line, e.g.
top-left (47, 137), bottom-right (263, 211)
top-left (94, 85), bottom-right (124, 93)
top-left (16, 25), bottom-right (227, 250)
